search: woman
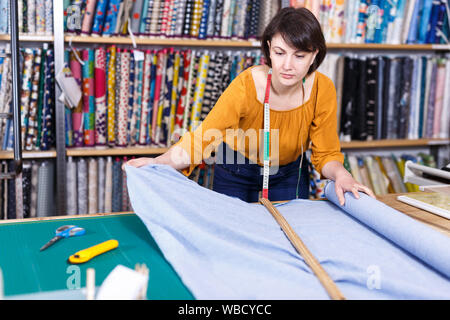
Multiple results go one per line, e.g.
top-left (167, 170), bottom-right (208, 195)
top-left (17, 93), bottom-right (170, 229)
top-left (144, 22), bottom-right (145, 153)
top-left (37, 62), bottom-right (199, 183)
top-left (125, 7), bottom-right (375, 205)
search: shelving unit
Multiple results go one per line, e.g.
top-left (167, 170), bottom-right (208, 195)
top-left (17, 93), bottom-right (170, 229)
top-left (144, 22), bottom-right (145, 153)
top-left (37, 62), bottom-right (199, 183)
top-left (2, 1), bottom-right (448, 217)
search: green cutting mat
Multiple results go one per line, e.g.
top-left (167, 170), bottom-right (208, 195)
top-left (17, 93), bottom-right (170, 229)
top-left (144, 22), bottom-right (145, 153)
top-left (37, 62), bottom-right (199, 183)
top-left (0, 214), bottom-right (194, 299)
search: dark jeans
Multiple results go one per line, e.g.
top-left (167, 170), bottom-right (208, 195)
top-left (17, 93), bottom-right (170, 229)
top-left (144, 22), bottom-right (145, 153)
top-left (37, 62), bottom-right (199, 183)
top-left (212, 143), bottom-right (310, 202)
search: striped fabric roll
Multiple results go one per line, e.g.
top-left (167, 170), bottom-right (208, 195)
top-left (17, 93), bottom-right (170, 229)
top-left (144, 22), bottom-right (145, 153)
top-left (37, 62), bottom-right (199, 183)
top-left (139, 0), bottom-right (151, 35)
top-left (148, 0), bottom-right (160, 36)
top-left (70, 50), bottom-right (84, 147)
top-left (88, 158), bottom-right (98, 214)
top-left (66, 157), bottom-right (77, 215)
top-left (91, 0), bottom-right (110, 35)
top-left (81, 0), bottom-right (97, 35)
top-left (107, 46), bottom-right (117, 145)
top-left (117, 50), bottom-right (131, 146)
top-left (77, 158), bottom-right (88, 215)
top-left (139, 50), bottom-right (153, 145)
top-left (36, 0), bottom-right (46, 34)
top-left (82, 49), bottom-right (95, 146)
top-left (25, 49), bottom-right (42, 151)
top-left (95, 47), bottom-right (107, 145)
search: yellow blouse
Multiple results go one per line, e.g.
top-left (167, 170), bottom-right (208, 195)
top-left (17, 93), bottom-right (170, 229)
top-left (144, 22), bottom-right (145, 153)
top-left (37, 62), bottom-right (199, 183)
top-left (174, 66), bottom-right (344, 177)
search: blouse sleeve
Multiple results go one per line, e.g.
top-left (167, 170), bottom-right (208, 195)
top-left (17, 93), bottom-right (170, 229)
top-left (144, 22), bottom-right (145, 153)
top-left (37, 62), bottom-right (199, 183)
top-left (309, 74), bottom-right (344, 177)
top-left (173, 71), bottom-right (248, 176)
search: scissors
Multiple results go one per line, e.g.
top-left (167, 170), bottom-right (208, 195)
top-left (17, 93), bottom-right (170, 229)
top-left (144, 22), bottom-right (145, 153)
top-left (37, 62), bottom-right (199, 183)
top-left (40, 225), bottom-right (86, 251)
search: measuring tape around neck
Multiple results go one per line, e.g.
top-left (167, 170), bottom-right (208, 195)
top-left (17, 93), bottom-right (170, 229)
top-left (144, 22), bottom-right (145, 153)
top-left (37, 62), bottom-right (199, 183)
top-left (262, 68), bottom-right (272, 199)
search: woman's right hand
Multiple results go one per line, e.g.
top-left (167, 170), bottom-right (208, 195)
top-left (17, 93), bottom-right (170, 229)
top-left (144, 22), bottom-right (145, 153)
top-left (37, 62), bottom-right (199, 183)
top-left (122, 157), bottom-right (156, 170)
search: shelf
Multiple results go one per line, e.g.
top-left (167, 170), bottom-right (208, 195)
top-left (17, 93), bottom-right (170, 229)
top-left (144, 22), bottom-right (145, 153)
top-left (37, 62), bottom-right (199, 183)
top-left (340, 138), bottom-right (450, 149)
top-left (64, 35), bottom-right (450, 51)
top-left (0, 150), bottom-right (57, 160)
top-left (66, 146), bottom-right (169, 157)
top-left (0, 34), bottom-right (54, 42)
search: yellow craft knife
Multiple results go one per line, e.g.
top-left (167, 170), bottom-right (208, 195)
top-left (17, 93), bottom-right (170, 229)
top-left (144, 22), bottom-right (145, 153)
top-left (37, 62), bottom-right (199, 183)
top-left (68, 240), bottom-right (119, 264)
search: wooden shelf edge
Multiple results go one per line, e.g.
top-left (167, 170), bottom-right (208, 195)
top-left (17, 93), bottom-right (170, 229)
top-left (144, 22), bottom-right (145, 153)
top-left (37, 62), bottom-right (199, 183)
top-left (0, 34), bottom-right (54, 42)
top-left (66, 146), bottom-right (169, 157)
top-left (341, 138), bottom-right (450, 149)
top-left (64, 36), bottom-right (450, 51)
top-left (0, 150), bottom-right (57, 160)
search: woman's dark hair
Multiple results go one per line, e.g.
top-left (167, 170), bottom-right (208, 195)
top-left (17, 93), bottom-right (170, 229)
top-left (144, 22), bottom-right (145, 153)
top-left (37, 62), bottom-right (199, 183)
top-left (261, 7), bottom-right (326, 75)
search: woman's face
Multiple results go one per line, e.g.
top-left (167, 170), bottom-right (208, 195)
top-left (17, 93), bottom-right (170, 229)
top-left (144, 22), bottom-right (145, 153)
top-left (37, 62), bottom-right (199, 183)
top-left (268, 33), bottom-right (317, 88)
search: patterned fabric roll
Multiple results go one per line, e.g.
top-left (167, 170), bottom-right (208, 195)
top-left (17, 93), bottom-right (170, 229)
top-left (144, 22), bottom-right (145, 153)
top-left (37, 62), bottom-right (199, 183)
top-left (169, 0), bottom-right (178, 37)
top-left (432, 59), bottom-right (446, 138)
top-left (200, 52), bottom-right (215, 120)
top-left (121, 157), bottom-right (129, 211)
top-left (173, 50), bottom-right (191, 141)
top-left (248, 0), bottom-right (260, 39)
top-left (127, 54), bottom-right (135, 145)
top-left (130, 0), bottom-right (145, 35)
top-left (20, 48), bottom-right (35, 148)
top-left (95, 47), bottom-right (107, 145)
top-left (131, 54), bottom-right (144, 145)
top-left (213, 0), bottom-right (223, 38)
top-left (146, 54), bottom-right (158, 144)
top-left (182, 50), bottom-right (199, 134)
top-left (159, 49), bottom-right (174, 145)
top-left (190, 0), bottom-right (203, 37)
top-left (82, 0), bottom-right (98, 35)
top-left (139, 0), bottom-right (151, 35)
top-left (117, 50), bottom-right (131, 146)
top-left (36, 161), bottom-right (55, 217)
top-left (233, 0), bottom-right (247, 39)
top-left (97, 157), bottom-right (105, 213)
top-left (77, 158), bottom-right (88, 215)
top-left (18, 0), bottom-right (24, 34)
top-left (30, 161), bottom-right (39, 218)
top-left (88, 158), bottom-right (98, 214)
top-left (44, 0), bottom-right (52, 35)
top-left (36, 0), bottom-right (46, 34)
top-left (139, 50), bottom-right (153, 144)
top-left (206, 0), bottom-right (217, 38)
top-left (183, 0), bottom-right (194, 37)
top-left (168, 51), bottom-right (181, 143)
top-left (114, 49), bottom-right (122, 141)
top-left (155, 51), bottom-right (168, 145)
top-left (104, 157), bottom-right (113, 213)
top-left (82, 49), bottom-right (95, 146)
top-left (198, 0), bottom-right (210, 39)
top-left (22, 163), bottom-right (32, 219)
top-left (92, 0), bottom-right (109, 35)
top-left (27, 0), bottom-right (36, 34)
top-left (107, 46), bottom-right (117, 145)
top-left (221, 0), bottom-right (231, 38)
top-left (258, 0), bottom-right (271, 37)
top-left (25, 48), bottom-right (42, 151)
top-left (66, 157), bottom-right (78, 215)
top-left (190, 52), bottom-right (210, 131)
top-left (103, 0), bottom-right (122, 36)
top-left (40, 49), bottom-right (54, 150)
top-left (111, 157), bottom-right (122, 212)
top-left (70, 49), bottom-right (84, 147)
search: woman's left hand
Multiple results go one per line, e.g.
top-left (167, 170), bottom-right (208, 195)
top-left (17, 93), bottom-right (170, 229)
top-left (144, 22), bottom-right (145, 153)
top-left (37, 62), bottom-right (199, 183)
top-left (334, 172), bottom-right (376, 206)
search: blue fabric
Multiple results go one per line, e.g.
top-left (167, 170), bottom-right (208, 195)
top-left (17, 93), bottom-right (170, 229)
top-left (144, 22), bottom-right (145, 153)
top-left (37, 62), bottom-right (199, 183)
top-left (125, 164), bottom-right (450, 299)
top-left (212, 143), bottom-right (310, 202)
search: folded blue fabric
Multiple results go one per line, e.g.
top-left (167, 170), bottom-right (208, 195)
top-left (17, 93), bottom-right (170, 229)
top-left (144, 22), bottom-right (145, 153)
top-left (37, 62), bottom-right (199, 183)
top-left (125, 164), bottom-right (450, 299)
